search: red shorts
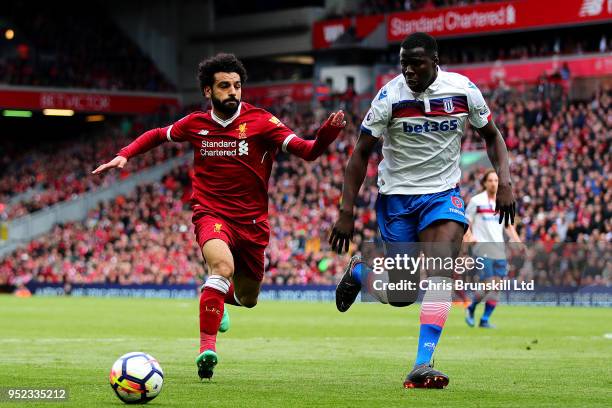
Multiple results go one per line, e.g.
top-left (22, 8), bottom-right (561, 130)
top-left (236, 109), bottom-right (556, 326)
top-left (192, 210), bottom-right (270, 282)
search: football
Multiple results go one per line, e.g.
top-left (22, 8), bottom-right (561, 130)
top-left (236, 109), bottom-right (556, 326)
top-left (109, 352), bottom-right (164, 404)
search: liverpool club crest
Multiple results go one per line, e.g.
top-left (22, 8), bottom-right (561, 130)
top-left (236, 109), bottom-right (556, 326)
top-left (238, 123), bottom-right (248, 138)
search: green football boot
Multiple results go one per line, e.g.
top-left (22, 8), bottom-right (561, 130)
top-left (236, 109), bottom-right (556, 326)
top-left (219, 308), bottom-right (230, 333)
top-left (196, 350), bottom-right (218, 380)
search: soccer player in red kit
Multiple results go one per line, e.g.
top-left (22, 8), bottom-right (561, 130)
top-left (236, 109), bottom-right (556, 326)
top-left (93, 53), bottom-right (346, 379)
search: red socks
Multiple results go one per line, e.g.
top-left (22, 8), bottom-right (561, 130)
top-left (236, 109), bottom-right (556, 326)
top-left (199, 275), bottom-right (230, 353)
top-left (199, 277), bottom-right (244, 353)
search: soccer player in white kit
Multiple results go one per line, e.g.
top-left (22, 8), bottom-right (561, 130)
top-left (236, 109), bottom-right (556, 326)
top-left (464, 169), bottom-right (521, 328)
top-left (329, 32), bottom-right (516, 388)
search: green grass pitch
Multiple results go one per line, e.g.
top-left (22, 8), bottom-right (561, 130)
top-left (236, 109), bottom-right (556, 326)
top-left (1, 296), bottom-right (611, 407)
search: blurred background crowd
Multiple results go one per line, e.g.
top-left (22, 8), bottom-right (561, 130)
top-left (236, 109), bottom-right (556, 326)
top-left (1, 82), bottom-right (609, 288)
top-left (0, 116), bottom-right (185, 220)
top-left (0, 0), bottom-right (609, 292)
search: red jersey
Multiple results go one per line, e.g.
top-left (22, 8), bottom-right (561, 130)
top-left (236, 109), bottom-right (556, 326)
top-left (118, 102), bottom-right (341, 224)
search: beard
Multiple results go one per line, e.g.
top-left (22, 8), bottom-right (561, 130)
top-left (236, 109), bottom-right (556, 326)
top-left (211, 95), bottom-right (240, 116)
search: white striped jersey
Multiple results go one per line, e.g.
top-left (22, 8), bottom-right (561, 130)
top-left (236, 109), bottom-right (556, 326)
top-left (361, 67), bottom-right (491, 195)
top-left (466, 191), bottom-right (505, 259)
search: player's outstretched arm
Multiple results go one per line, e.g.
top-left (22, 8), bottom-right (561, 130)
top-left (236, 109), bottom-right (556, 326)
top-left (329, 131), bottom-right (378, 254)
top-left (476, 121), bottom-right (516, 227)
top-left (92, 156), bottom-right (128, 175)
top-left (288, 111), bottom-right (346, 161)
top-left (91, 127), bottom-right (169, 175)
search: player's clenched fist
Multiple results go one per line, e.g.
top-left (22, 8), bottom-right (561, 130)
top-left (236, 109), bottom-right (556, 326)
top-left (92, 156), bottom-right (128, 175)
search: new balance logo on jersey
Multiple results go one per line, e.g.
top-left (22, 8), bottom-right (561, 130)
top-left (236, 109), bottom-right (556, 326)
top-left (579, 0), bottom-right (605, 16)
top-left (198, 129), bottom-right (209, 135)
top-left (238, 140), bottom-right (249, 156)
top-left (403, 119), bottom-right (458, 134)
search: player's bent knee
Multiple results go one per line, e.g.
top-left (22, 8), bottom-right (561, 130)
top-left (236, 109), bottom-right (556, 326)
top-left (388, 301), bottom-right (414, 308)
top-left (239, 296), bottom-right (258, 308)
top-left (209, 260), bottom-right (234, 279)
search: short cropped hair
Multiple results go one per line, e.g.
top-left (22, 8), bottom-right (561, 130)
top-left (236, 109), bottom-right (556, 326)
top-left (197, 53), bottom-right (248, 91)
top-left (400, 32), bottom-right (438, 57)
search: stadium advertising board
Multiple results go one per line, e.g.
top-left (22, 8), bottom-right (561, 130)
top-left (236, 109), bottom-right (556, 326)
top-left (387, 0), bottom-right (612, 41)
top-left (449, 53), bottom-right (612, 84)
top-left (376, 53), bottom-right (612, 88)
top-left (24, 283), bottom-right (612, 306)
top-left (0, 86), bottom-right (180, 114)
top-left (312, 18), bottom-right (352, 49)
top-left (312, 15), bottom-right (384, 49)
top-left (243, 81), bottom-right (314, 104)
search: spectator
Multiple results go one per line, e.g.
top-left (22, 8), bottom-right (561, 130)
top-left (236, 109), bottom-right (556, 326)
top-left (0, 115), bottom-right (187, 220)
top-left (1, 85), bottom-right (609, 287)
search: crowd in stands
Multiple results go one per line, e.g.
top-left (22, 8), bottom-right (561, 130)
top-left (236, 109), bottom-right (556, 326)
top-left (325, 1), bottom-right (609, 67)
top-left (1, 83), bottom-right (609, 288)
top-left (461, 85), bottom-right (609, 243)
top-left (436, 31), bottom-right (610, 66)
top-left (0, 116), bottom-right (186, 220)
top-left (265, 84), bottom-right (610, 286)
top-left (2, 167), bottom-right (203, 286)
top-left (355, 0), bottom-right (497, 15)
top-left (0, 4), bottom-right (175, 91)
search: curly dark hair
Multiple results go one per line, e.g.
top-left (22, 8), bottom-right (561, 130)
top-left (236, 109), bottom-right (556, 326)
top-left (197, 53), bottom-right (248, 93)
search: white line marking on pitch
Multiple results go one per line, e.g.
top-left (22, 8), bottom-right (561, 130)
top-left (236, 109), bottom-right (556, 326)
top-left (0, 338), bottom-right (131, 343)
